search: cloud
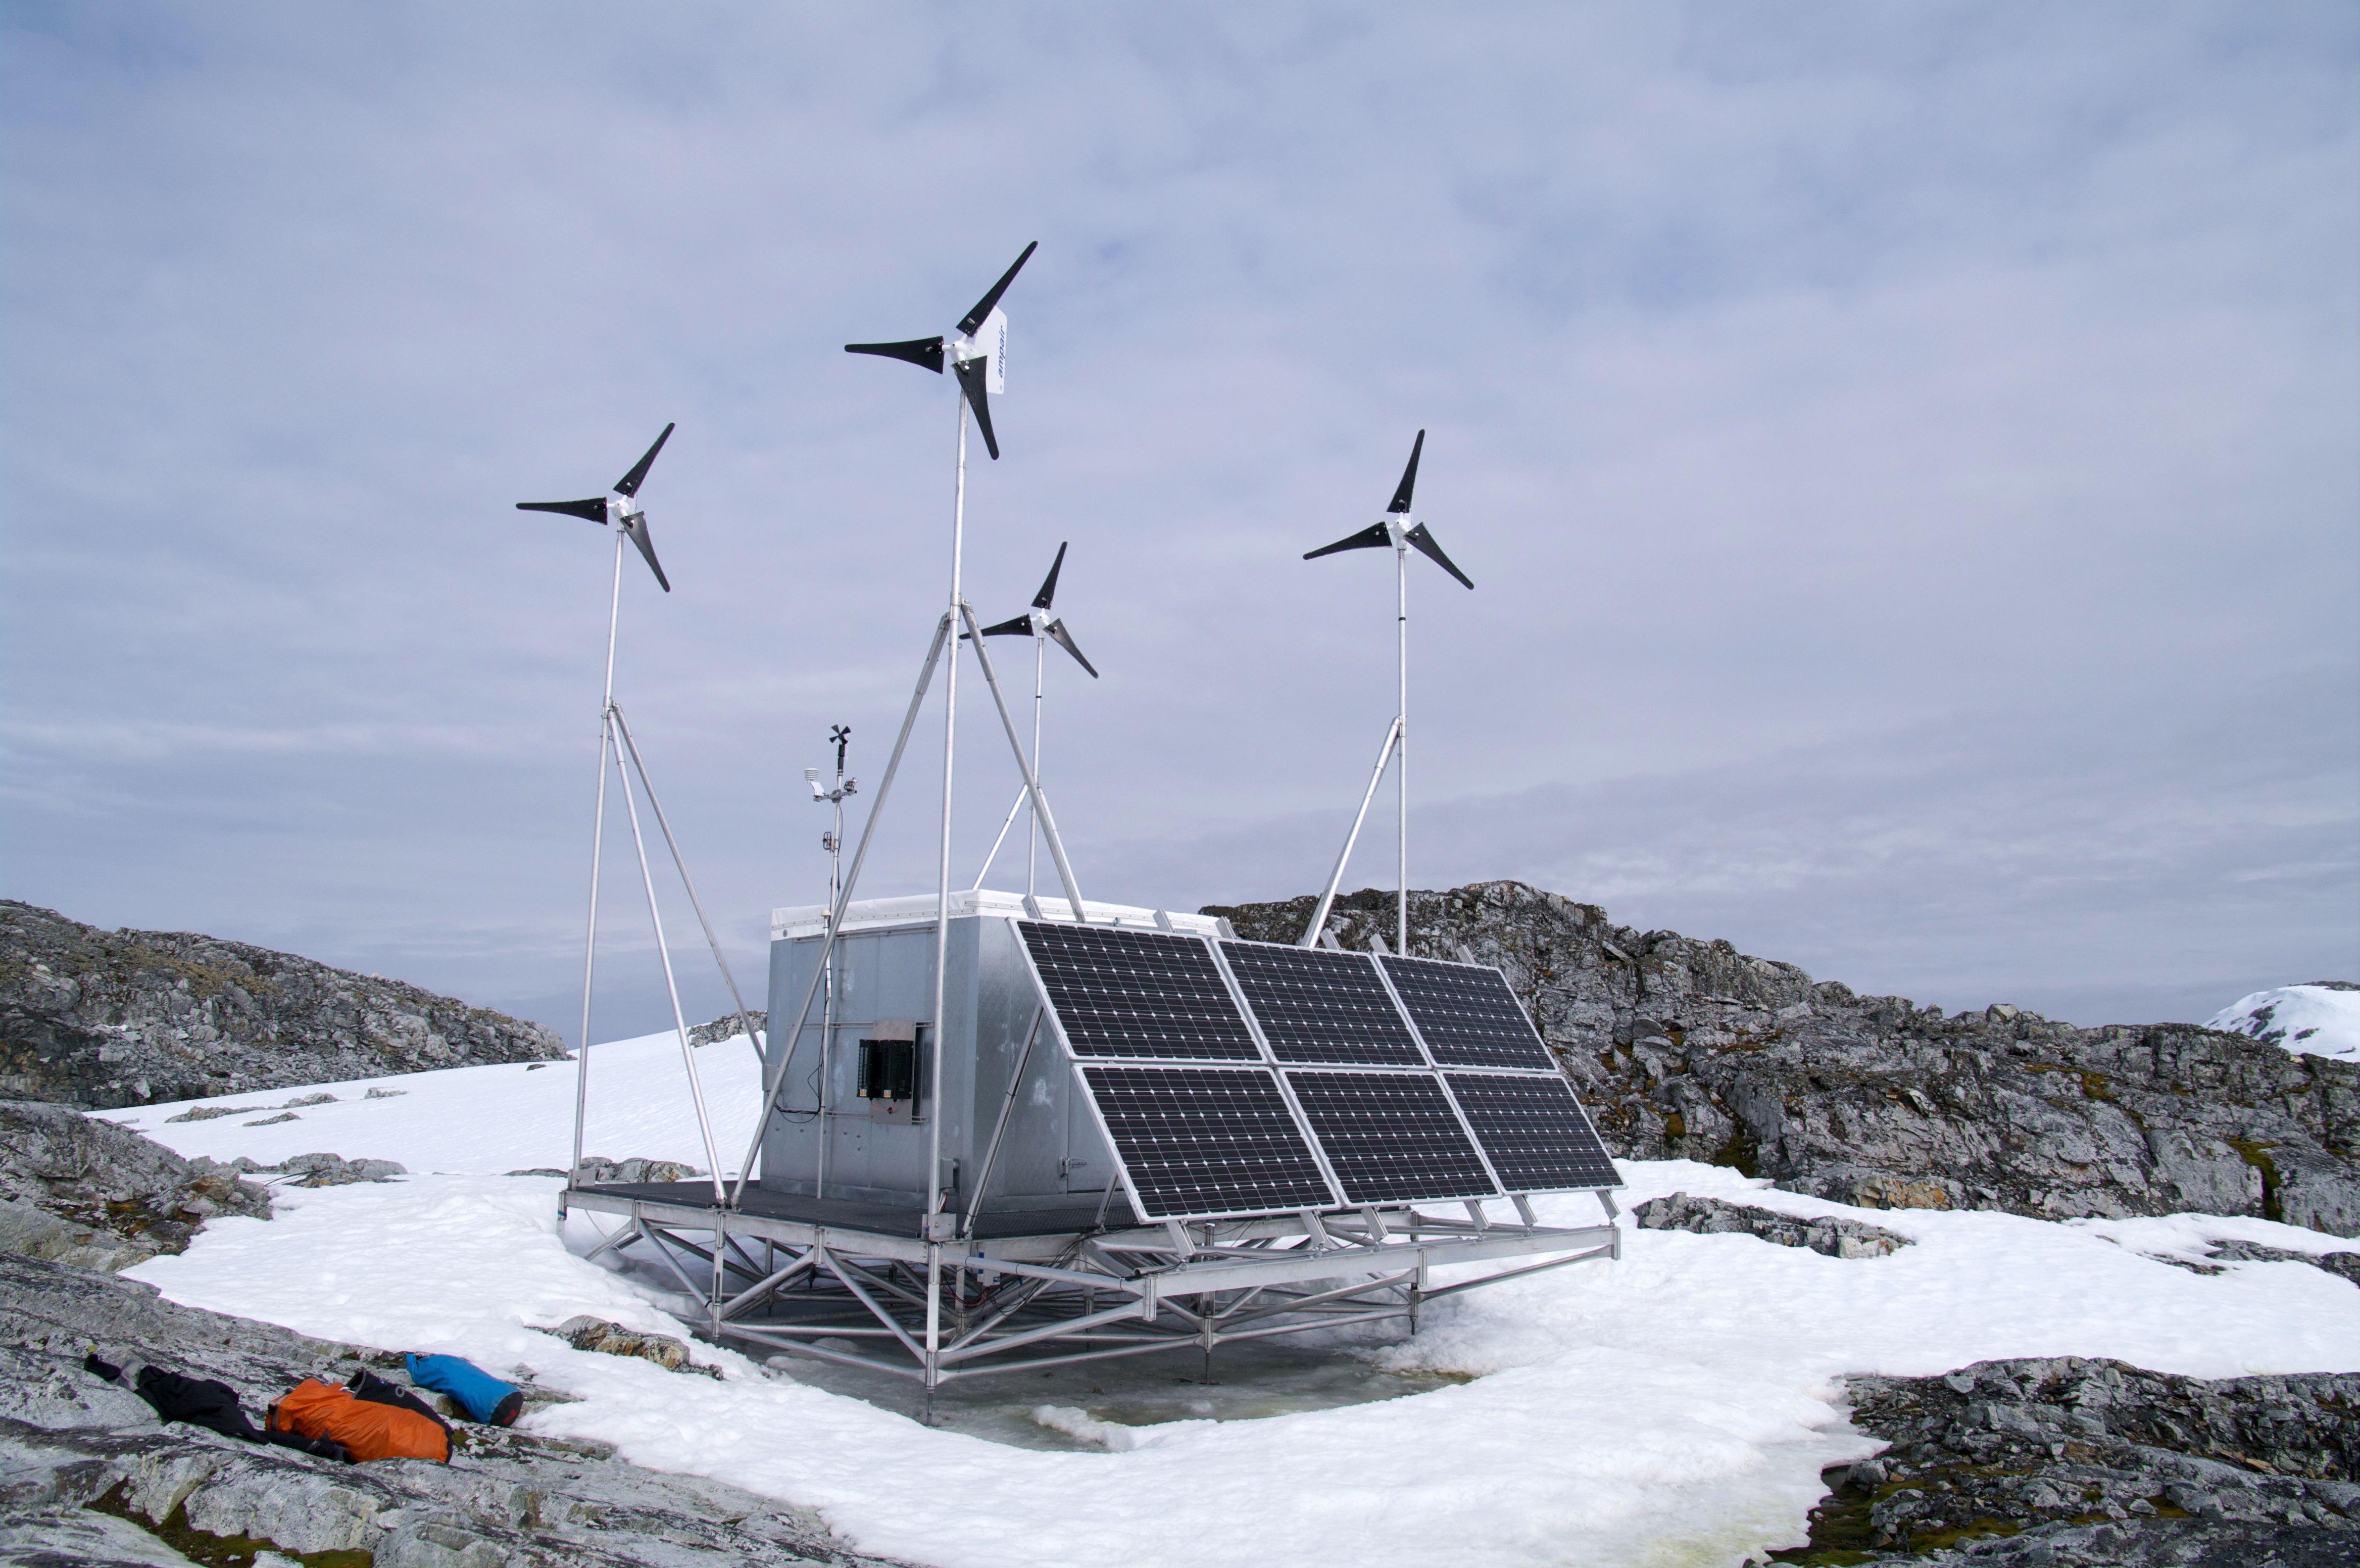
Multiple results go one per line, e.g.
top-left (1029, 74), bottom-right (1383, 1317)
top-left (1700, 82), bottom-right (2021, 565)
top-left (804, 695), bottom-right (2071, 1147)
top-left (3, 2), bottom-right (2352, 1039)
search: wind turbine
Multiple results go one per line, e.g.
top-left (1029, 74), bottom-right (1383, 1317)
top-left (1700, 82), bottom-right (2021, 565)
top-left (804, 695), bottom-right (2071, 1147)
top-left (843, 241), bottom-right (1036, 461)
top-left (1298, 429), bottom-right (1474, 954)
top-left (516, 423), bottom-right (675, 592)
top-left (745, 241), bottom-right (1091, 1400)
top-left (969, 542), bottom-right (1099, 896)
top-left (513, 424), bottom-right (765, 1210)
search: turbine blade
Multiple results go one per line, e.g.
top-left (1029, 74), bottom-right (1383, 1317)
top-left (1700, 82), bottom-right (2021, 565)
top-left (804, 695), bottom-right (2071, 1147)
top-left (845, 336), bottom-right (946, 373)
top-left (624, 512), bottom-right (671, 593)
top-left (1032, 541), bottom-right (1068, 609)
top-left (1387, 428), bottom-right (1425, 515)
top-left (1046, 618), bottom-right (1099, 678)
top-left (1405, 522), bottom-right (1473, 589)
top-left (958, 241), bottom-right (1038, 337)
top-left (1303, 522), bottom-right (1393, 560)
top-left (614, 422), bottom-right (675, 499)
top-left (954, 357), bottom-right (1001, 459)
top-left (978, 614), bottom-right (1033, 638)
top-left (516, 498), bottom-right (610, 524)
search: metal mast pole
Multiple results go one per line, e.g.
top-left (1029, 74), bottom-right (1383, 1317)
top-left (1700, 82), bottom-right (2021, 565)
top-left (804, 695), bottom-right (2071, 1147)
top-left (818, 738), bottom-right (844, 1198)
top-left (926, 385), bottom-right (967, 1420)
top-left (570, 528), bottom-right (627, 1185)
top-left (1028, 630), bottom-right (1045, 898)
top-left (1397, 533), bottom-right (1409, 955)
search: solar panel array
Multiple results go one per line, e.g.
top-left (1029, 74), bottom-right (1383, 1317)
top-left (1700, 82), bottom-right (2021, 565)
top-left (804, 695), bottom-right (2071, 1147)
top-left (1446, 1073), bottom-right (1622, 1191)
top-left (1080, 1065), bottom-right (1332, 1217)
top-left (1379, 955), bottom-right (1559, 1070)
top-left (1015, 921), bottom-right (1618, 1221)
top-left (1286, 1070), bottom-right (1494, 1204)
top-left (1219, 944), bottom-right (1421, 1065)
top-left (1022, 921), bottom-right (1261, 1059)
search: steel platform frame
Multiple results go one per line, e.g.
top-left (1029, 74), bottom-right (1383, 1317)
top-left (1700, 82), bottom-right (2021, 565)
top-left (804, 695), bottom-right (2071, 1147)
top-left (562, 1180), bottom-right (1620, 1390)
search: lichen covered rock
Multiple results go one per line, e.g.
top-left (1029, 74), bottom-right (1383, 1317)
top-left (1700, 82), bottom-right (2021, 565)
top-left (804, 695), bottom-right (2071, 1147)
top-left (1207, 881), bottom-right (2360, 1236)
top-left (0, 899), bottom-right (567, 1111)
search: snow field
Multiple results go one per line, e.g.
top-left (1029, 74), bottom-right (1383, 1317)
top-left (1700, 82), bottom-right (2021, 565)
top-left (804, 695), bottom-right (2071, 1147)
top-left (109, 1043), bottom-right (2360, 1568)
top-left (103, 1030), bottom-right (764, 1177)
top-left (2205, 984), bottom-right (2360, 1063)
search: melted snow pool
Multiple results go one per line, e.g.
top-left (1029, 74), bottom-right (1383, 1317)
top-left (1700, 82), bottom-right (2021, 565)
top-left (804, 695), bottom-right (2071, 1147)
top-left (766, 1334), bottom-right (1471, 1451)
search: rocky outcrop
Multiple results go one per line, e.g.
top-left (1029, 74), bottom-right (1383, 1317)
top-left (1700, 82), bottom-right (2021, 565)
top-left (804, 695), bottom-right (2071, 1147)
top-left (1784, 1356), bottom-right (2359, 1564)
top-left (0, 1251), bottom-right (903, 1566)
top-left (0, 900), bottom-right (568, 1110)
top-left (1205, 883), bottom-right (2360, 1236)
top-left (1633, 1191), bottom-right (1911, 1258)
top-left (0, 1100), bottom-right (270, 1273)
top-left (545, 1316), bottom-right (700, 1374)
top-left (230, 1151), bottom-right (408, 1187)
top-left (689, 1011), bottom-right (765, 1048)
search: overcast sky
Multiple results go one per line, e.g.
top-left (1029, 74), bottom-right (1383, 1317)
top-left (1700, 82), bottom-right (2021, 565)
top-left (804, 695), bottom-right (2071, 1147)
top-left (4, 2), bottom-right (2353, 1042)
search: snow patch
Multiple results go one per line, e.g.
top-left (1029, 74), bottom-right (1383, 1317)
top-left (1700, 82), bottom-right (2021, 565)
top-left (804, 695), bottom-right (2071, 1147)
top-left (2204, 984), bottom-right (2360, 1063)
top-left (107, 1039), bottom-right (2360, 1568)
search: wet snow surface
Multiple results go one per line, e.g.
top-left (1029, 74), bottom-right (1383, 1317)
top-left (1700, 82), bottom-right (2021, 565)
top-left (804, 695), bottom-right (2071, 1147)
top-left (103, 1034), bottom-right (2360, 1568)
top-left (2205, 983), bottom-right (2360, 1063)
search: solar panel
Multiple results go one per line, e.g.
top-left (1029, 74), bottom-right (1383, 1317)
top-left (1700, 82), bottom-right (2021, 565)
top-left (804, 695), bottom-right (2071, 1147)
top-left (1219, 942), bottom-right (1424, 1066)
top-left (1284, 1071), bottom-right (1496, 1204)
top-left (1446, 1072), bottom-right (1620, 1191)
top-left (1380, 955), bottom-right (1557, 1070)
top-left (1020, 922), bottom-right (1261, 1060)
top-left (1079, 1065), bottom-right (1335, 1219)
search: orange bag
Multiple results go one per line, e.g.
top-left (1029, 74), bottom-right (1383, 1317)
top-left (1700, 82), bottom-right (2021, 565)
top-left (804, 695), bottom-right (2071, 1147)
top-left (268, 1378), bottom-right (450, 1463)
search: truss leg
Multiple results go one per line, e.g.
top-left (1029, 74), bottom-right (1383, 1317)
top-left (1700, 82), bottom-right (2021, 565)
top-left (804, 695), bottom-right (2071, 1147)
top-left (958, 601), bottom-right (1088, 919)
top-left (610, 726), bottom-right (726, 1201)
top-left (610, 706), bottom-right (767, 1064)
top-left (924, 1240), bottom-right (943, 1426)
top-left (1301, 716), bottom-right (1402, 946)
top-left (711, 1210), bottom-right (727, 1340)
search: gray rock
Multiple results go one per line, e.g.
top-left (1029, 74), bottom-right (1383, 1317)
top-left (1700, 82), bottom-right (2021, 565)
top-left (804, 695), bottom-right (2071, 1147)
top-left (0, 1347), bottom-right (159, 1433)
top-left (0, 1251), bottom-right (906, 1566)
top-left (1780, 1355), bottom-right (2359, 1564)
top-left (267, 1152), bottom-right (408, 1186)
top-left (2206, 1238), bottom-right (2360, 1287)
top-left (1207, 881), bottom-right (2360, 1237)
top-left (687, 1011), bottom-right (765, 1049)
top-left (0, 899), bottom-right (568, 1111)
top-left (0, 1099), bottom-right (270, 1272)
top-left (0, 1508), bottom-right (203, 1566)
top-left (545, 1314), bottom-right (701, 1374)
top-left (574, 1155), bottom-right (704, 1186)
top-left (1634, 1191), bottom-right (1912, 1258)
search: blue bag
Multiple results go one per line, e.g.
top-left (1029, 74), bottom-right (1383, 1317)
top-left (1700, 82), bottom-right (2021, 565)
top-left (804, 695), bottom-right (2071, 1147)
top-left (405, 1353), bottom-right (523, 1427)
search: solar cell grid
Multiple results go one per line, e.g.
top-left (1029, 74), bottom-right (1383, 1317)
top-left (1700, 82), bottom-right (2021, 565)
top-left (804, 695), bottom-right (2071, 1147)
top-left (1219, 942), bottom-right (1423, 1065)
top-left (1080, 1065), bottom-right (1335, 1218)
top-left (1284, 1071), bottom-right (1496, 1203)
top-left (1380, 956), bottom-right (1556, 1070)
top-left (1021, 921), bottom-right (1261, 1060)
top-left (1447, 1072), bottom-right (1620, 1191)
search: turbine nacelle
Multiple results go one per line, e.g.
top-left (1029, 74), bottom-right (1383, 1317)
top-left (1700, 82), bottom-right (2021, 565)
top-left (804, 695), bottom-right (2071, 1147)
top-left (515, 422), bottom-right (676, 592)
top-left (972, 540), bottom-right (1098, 677)
top-left (845, 244), bottom-right (1035, 460)
top-left (1302, 429), bottom-right (1473, 591)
